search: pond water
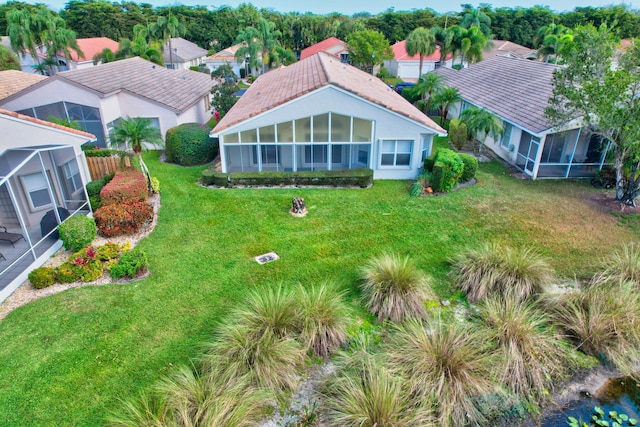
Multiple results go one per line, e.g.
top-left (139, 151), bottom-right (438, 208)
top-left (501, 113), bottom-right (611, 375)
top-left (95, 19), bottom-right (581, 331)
top-left (537, 377), bottom-right (640, 426)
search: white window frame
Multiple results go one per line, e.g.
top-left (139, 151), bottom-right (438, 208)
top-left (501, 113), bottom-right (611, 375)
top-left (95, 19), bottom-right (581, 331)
top-left (20, 171), bottom-right (53, 211)
top-left (62, 159), bottom-right (82, 195)
top-left (501, 122), bottom-right (513, 148)
top-left (379, 139), bottom-right (413, 168)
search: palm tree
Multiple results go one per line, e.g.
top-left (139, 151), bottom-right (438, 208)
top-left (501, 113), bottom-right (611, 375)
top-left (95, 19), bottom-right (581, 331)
top-left (150, 15), bottom-right (186, 69)
top-left (460, 6), bottom-right (492, 37)
top-left (411, 72), bottom-right (444, 115)
top-left (236, 18), bottom-right (281, 75)
top-left (535, 23), bottom-right (573, 63)
top-left (432, 86), bottom-right (461, 125)
top-left (41, 15), bottom-right (83, 74)
top-left (448, 25), bottom-right (487, 68)
top-left (460, 106), bottom-right (504, 154)
top-left (6, 7), bottom-right (45, 67)
top-left (110, 117), bottom-right (163, 186)
top-left (92, 48), bottom-right (117, 65)
top-left (117, 37), bottom-right (163, 65)
top-left (431, 25), bottom-right (453, 64)
top-left (405, 27), bottom-right (436, 79)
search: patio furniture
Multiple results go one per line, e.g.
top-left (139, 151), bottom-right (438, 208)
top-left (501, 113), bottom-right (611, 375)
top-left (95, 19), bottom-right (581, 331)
top-left (40, 207), bottom-right (70, 239)
top-left (0, 226), bottom-right (25, 247)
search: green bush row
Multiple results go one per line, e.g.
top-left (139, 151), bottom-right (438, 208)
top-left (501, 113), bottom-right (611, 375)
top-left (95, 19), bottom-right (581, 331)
top-left (424, 149), bottom-right (477, 192)
top-left (83, 149), bottom-right (126, 158)
top-left (202, 168), bottom-right (373, 188)
top-left (165, 123), bottom-right (218, 166)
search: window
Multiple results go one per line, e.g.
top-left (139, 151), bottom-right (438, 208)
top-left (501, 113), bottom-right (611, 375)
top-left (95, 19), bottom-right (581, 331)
top-left (380, 140), bottom-right (412, 167)
top-left (62, 160), bottom-right (82, 195)
top-left (305, 145), bottom-right (327, 163)
top-left (252, 146), bottom-right (280, 165)
top-left (22, 172), bottom-right (52, 210)
top-left (501, 123), bottom-right (513, 148)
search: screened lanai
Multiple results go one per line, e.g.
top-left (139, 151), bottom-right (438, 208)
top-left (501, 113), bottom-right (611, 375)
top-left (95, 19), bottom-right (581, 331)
top-left (221, 113), bottom-right (374, 173)
top-left (0, 145), bottom-right (90, 300)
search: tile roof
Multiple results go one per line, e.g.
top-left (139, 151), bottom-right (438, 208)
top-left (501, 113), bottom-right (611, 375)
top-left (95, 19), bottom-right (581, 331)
top-left (482, 40), bottom-right (537, 61)
top-left (0, 107), bottom-right (96, 139)
top-left (213, 52), bottom-right (445, 135)
top-left (56, 57), bottom-right (214, 112)
top-left (435, 55), bottom-right (561, 135)
top-left (0, 70), bottom-right (48, 101)
top-left (391, 40), bottom-right (451, 61)
top-left (206, 43), bottom-right (244, 61)
top-left (163, 38), bottom-right (208, 63)
top-left (69, 37), bottom-right (119, 62)
top-left (300, 37), bottom-right (347, 60)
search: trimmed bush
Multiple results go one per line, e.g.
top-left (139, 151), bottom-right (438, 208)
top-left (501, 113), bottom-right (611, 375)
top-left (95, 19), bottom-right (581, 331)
top-left (202, 168), bottom-right (374, 188)
top-left (431, 161), bottom-right (446, 192)
top-left (86, 180), bottom-right (106, 197)
top-left (55, 263), bottom-right (81, 283)
top-left (68, 247), bottom-right (103, 282)
top-left (28, 267), bottom-right (56, 289)
top-left (89, 196), bottom-right (101, 211)
top-left (99, 169), bottom-right (148, 206)
top-left (165, 123), bottom-right (218, 166)
top-left (110, 248), bottom-right (149, 280)
top-left (94, 200), bottom-right (153, 237)
top-left (449, 118), bottom-right (468, 150)
top-left (423, 154), bottom-right (436, 172)
top-left (58, 215), bottom-right (97, 252)
top-left (83, 149), bottom-right (125, 158)
top-left (432, 148), bottom-right (464, 192)
top-left (96, 242), bottom-right (123, 261)
top-left (459, 153), bottom-right (478, 182)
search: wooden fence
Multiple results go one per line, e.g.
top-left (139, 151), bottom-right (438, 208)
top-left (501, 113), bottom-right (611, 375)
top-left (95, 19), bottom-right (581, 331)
top-left (86, 156), bottom-right (131, 181)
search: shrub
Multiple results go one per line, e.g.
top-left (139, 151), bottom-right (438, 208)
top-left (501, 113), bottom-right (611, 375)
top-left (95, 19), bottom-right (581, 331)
top-left (55, 263), bottom-right (81, 283)
top-left (359, 253), bottom-right (436, 322)
top-left (409, 181), bottom-right (422, 197)
top-left (431, 161), bottom-right (446, 192)
top-left (99, 169), bottom-right (148, 206)
top-left (67, 246), bottom-right (103, 282)
top-left (295, 283), bottom-right (350, 358)
top-left (165, 123), bottom-right (218, 166)
top-left (432, 148), bottom-right (464, 192)
top-left (83, 149), bottom-right (125, 158)
top-left (449, 118), bottom-right (468, 150)
top-left (423, 154), bottom-right (436, 172)
top-left (203, 168), bottom-right (374, 188)
top-left (150, 177), bottom-right (160, 194)
top-left (386, 317), bottom-right (496, 427)
top-left (451, 243), bottom-right (554, 303)
top-left (89, 195), bottom-right (102, 211)
top-left (86, 180), bottom-right (106, 197)
top-left (478, 296), bottom-right (574, 402)
top-left (58, 215), bottom-right (97, 252)
top-left (94, 200), bottom-right (153, 237)
top-left (96, 242), bottom-right (123, 261)
top-left (325, 360), bottom-right (432, 427)
top-left (110, 248), bottom-right (149, 280)
top-left (552, 282), bottom-right (640, 377)
top-left (28, 267), bottom-right (56, 289)
top-left (459, 153), bottom-right (478, 182)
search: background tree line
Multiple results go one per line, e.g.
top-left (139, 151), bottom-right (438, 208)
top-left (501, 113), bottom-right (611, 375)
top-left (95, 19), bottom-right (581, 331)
top-left (2, 1), bottom-right (639, 55)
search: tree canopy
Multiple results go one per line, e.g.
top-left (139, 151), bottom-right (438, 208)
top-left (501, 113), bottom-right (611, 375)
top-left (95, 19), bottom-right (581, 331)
top-left (346, 29), bottom-right (393, 74)
top-left (546, 24), bottom-right (640, 205)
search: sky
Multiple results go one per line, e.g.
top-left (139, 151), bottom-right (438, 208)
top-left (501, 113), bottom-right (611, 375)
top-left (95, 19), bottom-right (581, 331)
top-left (28, 0), bottom-right (631, 14)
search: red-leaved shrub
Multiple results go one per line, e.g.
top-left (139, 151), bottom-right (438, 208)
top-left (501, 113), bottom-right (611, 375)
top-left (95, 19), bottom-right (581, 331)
top-left (94, 200), bottom-right (153, 237)
top-left (99, 168), bottom-right (148, 206)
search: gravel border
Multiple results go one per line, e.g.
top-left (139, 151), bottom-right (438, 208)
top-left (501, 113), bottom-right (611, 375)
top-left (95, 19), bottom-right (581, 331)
top-left (0, 194), bottom-right (161, 321)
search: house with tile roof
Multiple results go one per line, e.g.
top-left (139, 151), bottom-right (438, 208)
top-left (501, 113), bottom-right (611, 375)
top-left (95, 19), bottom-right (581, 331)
top-left (0, 57), bottom-right (215, 147)
top-left (384, 40), bottom-right (454, 81)
top-left (435, 55), bottom-right (610, 179)
top-left (0, 71), bottom-right (47, 102)
top-left (481, 40), bottom-right (537, 61)
top-left (0, 108), bottom-right (95, 303)
top-left (300, 37), bottom-right (349, 62)
top-left (212, 52), bottom-right (446, 180)
top-left (204, 43), bottom-right (260, 78)
top-left (163, 37), bottom-right (208, 70)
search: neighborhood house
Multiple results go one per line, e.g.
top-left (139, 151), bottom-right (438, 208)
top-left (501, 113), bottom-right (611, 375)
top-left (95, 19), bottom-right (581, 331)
top-left (211, 52), bottom-right (447, 180)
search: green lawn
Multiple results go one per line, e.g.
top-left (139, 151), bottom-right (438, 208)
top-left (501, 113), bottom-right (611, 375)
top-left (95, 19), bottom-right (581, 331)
top-left (0, 152), bottom-right (636, 426)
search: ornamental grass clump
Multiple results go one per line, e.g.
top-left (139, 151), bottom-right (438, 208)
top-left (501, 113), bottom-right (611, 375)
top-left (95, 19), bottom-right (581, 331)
top-left (593, 242), bottom-right (640, 288)
top-left (385, 317), bottom-right (496, 427)
top-left (359, 253), bottom-right (436, 322)
top-left (478, 296), bottom-right (574, 402)
top-left (295, 283), bottom-right (350, 358)
top-left (324, 360), bottom-right (433, 427)
top-left (232, 285), bottom-right (298, 339)
top-left (107, 365), bottom-right (266, 427)
top-left (203, 323), bottom-right (305, 395)
top-left (551, 281), bottom-right (640, 378)
top-left (451, 243), bottom-right (554, 303)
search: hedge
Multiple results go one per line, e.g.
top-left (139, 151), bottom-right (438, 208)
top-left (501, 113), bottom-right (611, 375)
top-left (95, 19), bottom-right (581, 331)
top-left (459, 153), bottom-right (478, 183)
top-left (94, 200), bottom-right (153, 237)
top-left (202, 168), bottom-right (373, 188)
top-left (433, 148), bottom-right (464, 191)
top-left (84, 149), bottom-right (126, 158)
top-left (165, 123), bottom-right (218, 166)
top-left (99, 169), bottom-right (148, 206)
